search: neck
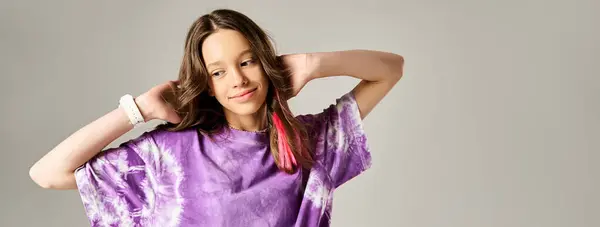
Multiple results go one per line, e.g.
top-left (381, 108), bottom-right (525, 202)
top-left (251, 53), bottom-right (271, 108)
top-left (224, 104), bottom-right (268, 132)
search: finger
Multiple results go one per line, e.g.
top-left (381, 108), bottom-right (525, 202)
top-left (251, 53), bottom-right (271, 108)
top-left (168, 80), bottom-right (180, 88)
top-left (167, 112), bottom-right (182, 124)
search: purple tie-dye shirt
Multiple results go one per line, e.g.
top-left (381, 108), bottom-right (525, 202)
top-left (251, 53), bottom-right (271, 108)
top-left (74, 91), bottom-right (372, 227)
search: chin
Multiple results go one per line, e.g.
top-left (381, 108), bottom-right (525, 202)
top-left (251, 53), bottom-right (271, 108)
top-left (232, 106), bottom-right (263, 116)
top-left (225, 101), bottom-right (266, 116)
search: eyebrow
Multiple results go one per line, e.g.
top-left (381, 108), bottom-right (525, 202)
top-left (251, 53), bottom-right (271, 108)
top-left (206, 49), bottom-right (254, 68)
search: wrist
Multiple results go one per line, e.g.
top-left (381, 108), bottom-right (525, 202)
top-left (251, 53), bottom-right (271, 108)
top-left (134, 94), bottom-right (152, 122)
top-left (306, 52), bottom-right (322, 81)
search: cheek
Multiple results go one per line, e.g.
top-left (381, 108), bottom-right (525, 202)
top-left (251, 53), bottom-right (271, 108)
top-left (257, 76), bottom-right (270, 102)
top-left (209, 82), bottom-right (227, 100)
top-left (215, 89), bottom-right (228, 101)
top-left (246, 67), bottom-right (269, 91)
top-left (253, 70), bottom-right (269, 87)
top-left (255, 73), bottom-right (269, 92)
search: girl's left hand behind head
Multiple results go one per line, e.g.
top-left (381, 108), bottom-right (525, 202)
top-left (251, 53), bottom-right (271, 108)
top-left (279, 53), bottom-right (317, 98)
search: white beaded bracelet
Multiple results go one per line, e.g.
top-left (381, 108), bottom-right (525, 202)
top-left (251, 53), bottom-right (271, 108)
top-left (119, 94), bottom-right (145, 126)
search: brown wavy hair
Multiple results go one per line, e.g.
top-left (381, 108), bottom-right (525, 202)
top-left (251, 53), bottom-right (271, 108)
top-left (155, 9), bottom-right (314, 173)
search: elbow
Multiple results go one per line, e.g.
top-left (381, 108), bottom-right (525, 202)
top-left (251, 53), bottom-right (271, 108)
top-left (381, 53), bottom-right (404, 82)
top-left (29, 165), bottom-right (52, 189)
top-left (392, 54), bottom-right (404, 81)
top-left (29, 164), bottom-right (73, 190)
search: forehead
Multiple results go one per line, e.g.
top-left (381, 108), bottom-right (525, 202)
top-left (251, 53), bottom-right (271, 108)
top-left (202, 29), bottom-right (252, 65)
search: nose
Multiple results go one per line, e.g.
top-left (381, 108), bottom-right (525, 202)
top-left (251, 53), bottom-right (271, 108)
top-left (230, 66), bottom-right (248, 88)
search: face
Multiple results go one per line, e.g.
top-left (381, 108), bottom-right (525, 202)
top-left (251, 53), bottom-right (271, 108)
top-left (202, 29), bottom-right (269, 117)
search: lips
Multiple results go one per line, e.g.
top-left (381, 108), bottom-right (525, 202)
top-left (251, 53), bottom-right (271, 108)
top-left (229, 88), bottom-right (257, 99)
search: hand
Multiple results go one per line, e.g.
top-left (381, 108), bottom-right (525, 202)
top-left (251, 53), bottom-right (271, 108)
top-left (135, 80), bottom-right (182, 124)
top-left (279, 53), bottom-right (317, 98)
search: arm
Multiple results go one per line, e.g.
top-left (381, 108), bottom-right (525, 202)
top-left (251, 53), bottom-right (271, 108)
top-left (28, 96), bottom-right (150, 190)
top-left (308, 50), bottom-right (404, 119)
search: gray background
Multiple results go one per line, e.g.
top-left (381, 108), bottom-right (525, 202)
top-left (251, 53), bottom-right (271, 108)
top-left (1, 0), bottom-right (598, 226)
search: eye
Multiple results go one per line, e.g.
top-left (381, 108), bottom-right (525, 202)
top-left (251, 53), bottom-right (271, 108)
top-left (241, 58), bottom-right (255, 67)
top-left (212, 70), bottom-right (224, 77)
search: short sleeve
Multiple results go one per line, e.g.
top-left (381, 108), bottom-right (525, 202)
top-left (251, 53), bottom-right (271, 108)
top-left (297, 91), bottom-right (372, 188)
top-left (73, 131), bottom-right (158, 226)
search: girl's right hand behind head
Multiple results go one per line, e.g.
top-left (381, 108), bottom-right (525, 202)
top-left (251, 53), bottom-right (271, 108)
top-left (135, 80), bottom-right (182, 124)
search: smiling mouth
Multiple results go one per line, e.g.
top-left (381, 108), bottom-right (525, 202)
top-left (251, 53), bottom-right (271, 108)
top-left (229, 88), bottom-right (257, 99)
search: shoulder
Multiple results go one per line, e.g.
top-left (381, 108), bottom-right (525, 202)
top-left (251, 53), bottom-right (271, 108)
top-left (151, 126), bottom-right (197, 147)
top-left (145, 126), bottom-right (196, 142)
top-left (128, 126), bottom-right (199, 154)
top-left (295, 92), bottom-right (372, 188)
